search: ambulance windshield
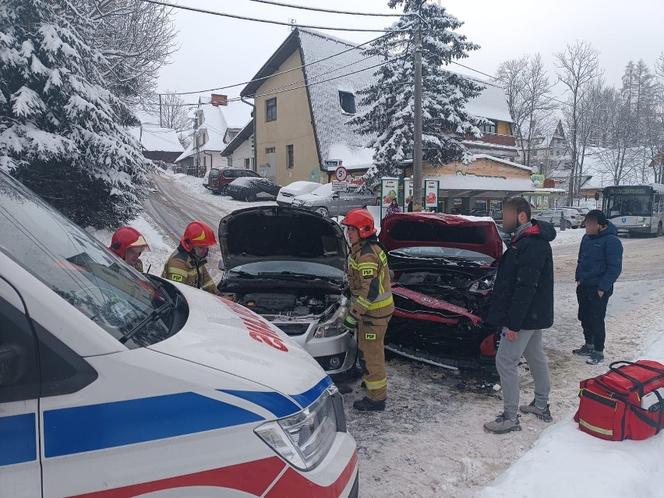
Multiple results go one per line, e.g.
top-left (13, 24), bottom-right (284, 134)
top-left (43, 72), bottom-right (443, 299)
top-left (0, 173), bottom-right (178, 348)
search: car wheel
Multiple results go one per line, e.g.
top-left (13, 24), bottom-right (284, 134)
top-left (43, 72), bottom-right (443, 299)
top-left (315, 207), bottom-right (329, 217)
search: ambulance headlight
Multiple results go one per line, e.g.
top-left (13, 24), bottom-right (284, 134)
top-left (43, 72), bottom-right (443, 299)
top-left (254, 386), bottom-right (340, 470)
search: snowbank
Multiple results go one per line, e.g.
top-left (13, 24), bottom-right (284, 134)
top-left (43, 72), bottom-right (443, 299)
top-left (551, 227), bottom-right (585, 248)
top-left (90, 213), bottom-right (173, 275)
top-left (480, 324), bottom-right (664, 498)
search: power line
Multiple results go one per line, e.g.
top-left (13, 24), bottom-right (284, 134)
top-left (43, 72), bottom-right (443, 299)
top-left (245, 0), bottom-right (406, 17)
top-left (140, 0), bottom-right (401, 32)
top-left (160, 32), bottom-right (390, 96)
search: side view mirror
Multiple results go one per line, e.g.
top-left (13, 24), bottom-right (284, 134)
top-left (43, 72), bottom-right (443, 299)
top-left (0, 345), bottom-right (22, 387)
top-left (332, 193), bottom-right (340, 199)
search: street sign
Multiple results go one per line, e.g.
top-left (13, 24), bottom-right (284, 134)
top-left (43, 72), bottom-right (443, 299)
top-left (331, 181), bottom-right (346, 192)
top-left (335, 166), bottom-right (348, 182)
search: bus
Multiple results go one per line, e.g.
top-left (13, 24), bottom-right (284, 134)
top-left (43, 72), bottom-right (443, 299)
top-left (603, 184), bottom-right (664, 236)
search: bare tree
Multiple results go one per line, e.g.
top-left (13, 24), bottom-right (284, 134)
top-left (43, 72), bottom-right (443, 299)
top-left (651, 53), bottom-right (664, 183)
top-left (159, 92), bottom-right (192, 148)
top-left (81, 0), bottom-right (177, 106)
top-left (555, 41), bottom-right (601, 202)
top-left (497, 54), bottom-right (554, 170)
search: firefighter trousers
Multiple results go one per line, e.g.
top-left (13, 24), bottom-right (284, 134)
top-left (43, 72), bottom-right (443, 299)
top-left (357, 315), bottom-right (391, 401)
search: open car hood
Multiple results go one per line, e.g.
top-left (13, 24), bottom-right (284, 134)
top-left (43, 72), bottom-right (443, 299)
top-left (379, 213), bottom-right (503, 261)
top-left (219, 206), bottom-right (347, 271)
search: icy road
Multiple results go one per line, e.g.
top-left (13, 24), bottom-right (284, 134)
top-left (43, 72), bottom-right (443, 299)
top-left (142, 172), bottom-right (664, 498)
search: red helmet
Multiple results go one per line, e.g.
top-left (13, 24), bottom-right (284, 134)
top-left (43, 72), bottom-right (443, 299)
top-left (341, 209), bottom-right (376, 238)
top-left (181, 221), bottom-right (217, 252)
top-left (109, 227), bottom-right (149, 259)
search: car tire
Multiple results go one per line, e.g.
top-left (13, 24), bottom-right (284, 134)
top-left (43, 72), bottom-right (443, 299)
top-left (315, 207), bottom-right (329, 217)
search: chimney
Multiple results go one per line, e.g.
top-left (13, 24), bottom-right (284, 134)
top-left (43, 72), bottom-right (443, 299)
top-left (211, 94), bottom-right (228, 106)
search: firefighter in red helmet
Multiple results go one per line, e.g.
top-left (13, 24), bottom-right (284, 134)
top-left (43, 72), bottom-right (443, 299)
top-left (341, 208), bottom-right (393, 412)
top-left (161, 221), bottom-right (221, 295)
top-left (109, 227), bottom-right (149, 272)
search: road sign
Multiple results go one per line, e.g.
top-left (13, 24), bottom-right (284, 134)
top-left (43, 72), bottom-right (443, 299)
top-left (335, 166), bottom-right (348, 182)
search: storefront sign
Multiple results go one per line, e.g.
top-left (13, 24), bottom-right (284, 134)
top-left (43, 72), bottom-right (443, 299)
top-left (425, 180), bottom-right (439, 209)
top-left (381, 178), bottom-right (399, 208)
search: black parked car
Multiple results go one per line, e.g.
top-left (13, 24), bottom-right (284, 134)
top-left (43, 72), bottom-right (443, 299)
top-left (227, 176), bottom-right (281, 202)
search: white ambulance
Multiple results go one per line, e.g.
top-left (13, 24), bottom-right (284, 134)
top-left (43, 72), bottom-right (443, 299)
top-left (0, 172), bottom-right (358, 497)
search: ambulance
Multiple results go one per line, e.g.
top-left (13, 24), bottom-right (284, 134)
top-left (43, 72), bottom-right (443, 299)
top-left (0, 172), bottom-right (359, 497)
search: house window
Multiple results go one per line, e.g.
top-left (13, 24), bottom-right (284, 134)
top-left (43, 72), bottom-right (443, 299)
top-left (479, 120), bottom-right (497, 134)
top-left (265, 146), bottom-right (276, 154)
top-left (286, 144), bottom-right (294, 169)
top-left (266, 97), bottom-right (277, 122)
top-left (339, 91), bottom-right (356, 114)
top-left (244, 158), bottom-right (251, 169)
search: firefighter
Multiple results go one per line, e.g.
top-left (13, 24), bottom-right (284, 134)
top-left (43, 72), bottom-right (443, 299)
top-left (161, 221), bottom-right (221, 295)
top-left (109, 226), bottom-right (149, 272)
top-left (341, 208), bottom-right (394, 412)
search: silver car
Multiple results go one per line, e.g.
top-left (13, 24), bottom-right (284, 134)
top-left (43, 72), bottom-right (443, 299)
top-left (217, 206), bottom-right (357, 375)
top-left (534, 207), bottom-right (580, 229)
top-left (291, 182), bottom-right (378, 217)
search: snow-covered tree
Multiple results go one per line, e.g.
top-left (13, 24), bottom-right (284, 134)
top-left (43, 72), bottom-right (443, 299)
top-left (0, 0), bottom-right (152, 228)
top-left (351, 0), bottom-right (483, 177)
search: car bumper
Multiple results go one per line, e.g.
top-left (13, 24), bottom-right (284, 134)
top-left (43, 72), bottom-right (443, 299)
top-left (271, 318), bottom-right (357, 374)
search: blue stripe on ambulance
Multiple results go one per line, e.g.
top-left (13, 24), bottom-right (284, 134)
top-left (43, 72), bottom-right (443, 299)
top-left (0, 413), bottom-right (36, 465)
top-left (219, 390), bottom-right (301, 418)
top-left (43, 392), bottom-right (264, 458)
top-left (291, 376), bottom-right (333, 408)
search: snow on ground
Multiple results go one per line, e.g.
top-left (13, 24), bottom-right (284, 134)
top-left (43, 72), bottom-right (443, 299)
top-left (480, 309), bottom-right (664, 498)
top-left (551, 226), bottom-right (585, 247)
top-left (89, 213), bottom-right (172, 276)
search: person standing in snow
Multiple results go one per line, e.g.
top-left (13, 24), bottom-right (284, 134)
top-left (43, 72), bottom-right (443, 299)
top-left (162, 221), bottom-right (221, 296)
top-left (484, 197), bottom-right (556, 434)
top-left (573, 210), bottom-right (623, 365)
top-left (109, 227), bottom-right (149, 272)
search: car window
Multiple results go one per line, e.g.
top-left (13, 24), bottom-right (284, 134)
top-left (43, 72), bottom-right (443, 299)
top-left (0, 174), bottom-right (177, 349)
top-left (224, 170), bottom-right (237, 179)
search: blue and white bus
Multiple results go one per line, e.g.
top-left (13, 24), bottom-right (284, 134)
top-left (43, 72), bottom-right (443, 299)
top-left (603, 184), bottom-right (664, 236)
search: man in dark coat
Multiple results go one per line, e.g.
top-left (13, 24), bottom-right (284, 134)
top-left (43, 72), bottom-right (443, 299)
top-left (573, 210), bottom-right (623, 365)
top-left (484, 197), bottom-right (556, 434)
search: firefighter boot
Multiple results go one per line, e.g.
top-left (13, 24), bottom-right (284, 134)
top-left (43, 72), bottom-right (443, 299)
top-left (353, 396), bottom-right (386, 412)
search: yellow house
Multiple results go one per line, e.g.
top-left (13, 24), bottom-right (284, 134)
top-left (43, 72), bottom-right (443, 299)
top-left (241, 28), bottom-right (525, 201)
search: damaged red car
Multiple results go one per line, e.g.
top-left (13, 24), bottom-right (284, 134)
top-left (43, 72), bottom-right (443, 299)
top-left (379, 213), bottom-right (504, 370)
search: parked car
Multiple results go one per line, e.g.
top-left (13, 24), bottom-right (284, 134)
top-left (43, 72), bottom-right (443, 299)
top-left (205, 167), bottom-right (260, 195)
top-left (533, 207), bottom-right (580, 229)
top-left (378, 213), bottom-right (503, 369)
top-left (291, 182), bottom-right (379, 217)
top-left (277, 181), bottom-right (322, 206)
top-left (0, 172), bottom-right (358, 497)
top-left (217, 206), bottom-right (357, 375)
top-left (227, 176), bottom-right (281, 202)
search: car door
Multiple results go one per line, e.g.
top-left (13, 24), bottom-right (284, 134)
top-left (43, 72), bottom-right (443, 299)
top-left (0, 277), bottom-right (41, 498)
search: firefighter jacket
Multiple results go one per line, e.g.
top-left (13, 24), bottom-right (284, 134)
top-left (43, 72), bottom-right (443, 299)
top-left (161, 245), bottom-right (221, 295)
top-left (348, 239), bottom-right (394, 320)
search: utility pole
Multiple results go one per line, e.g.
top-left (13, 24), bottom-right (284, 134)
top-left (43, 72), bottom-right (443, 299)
top-left (412, 7), bottom-right (423, 212)
top-left (158, 93), bottom-right (163, 128)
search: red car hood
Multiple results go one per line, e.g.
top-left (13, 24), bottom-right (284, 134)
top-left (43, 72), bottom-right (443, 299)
top-left (379, 213), bottom-right (503, 261)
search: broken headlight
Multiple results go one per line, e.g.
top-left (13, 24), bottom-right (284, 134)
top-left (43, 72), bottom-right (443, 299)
top-left (313, 296), bottom-right (348, 338)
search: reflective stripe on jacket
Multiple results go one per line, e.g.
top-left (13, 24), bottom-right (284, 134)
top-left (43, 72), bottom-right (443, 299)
top-left (348, 239), bottom-right (393, 319)
top-left (161, 246), bottom-right (220, 295)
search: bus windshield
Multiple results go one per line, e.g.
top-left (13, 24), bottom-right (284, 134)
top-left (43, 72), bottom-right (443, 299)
top-left (605, 191), bottom-right (652, 217)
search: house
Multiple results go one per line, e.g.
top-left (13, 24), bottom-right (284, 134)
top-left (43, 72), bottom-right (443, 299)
top-left (175, 97), bottom-right (251, 177)
top-left (128, 124), bottom-right (184, 164)
top-left (221, 121), bottom-right (254, 170)
top-left (517, 120), bottom-right (570, 175)
top-left (241, 28), bottom-right (526, 212)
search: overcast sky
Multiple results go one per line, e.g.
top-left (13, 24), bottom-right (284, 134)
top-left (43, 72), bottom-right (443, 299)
top-left (158, 0), bottom-right (664, 103)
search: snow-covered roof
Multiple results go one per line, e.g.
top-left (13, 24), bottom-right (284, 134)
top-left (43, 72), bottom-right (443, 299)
top-left (472, 153), bottom-right (533, 172)
top-left (429, 173), bottom-right (534, 192)
top-left (176, 102), bottom-right (251, 162)
top-left (325, 142), bottom-right (374, 171)
top-left (128, 126), bottom-right (183, 153)
top-left (221, 121), bottom-right (252, 157)
top-left (298, 29), bottom-right (382, 167)
top-left (463, 82), bottom-right (512, 123)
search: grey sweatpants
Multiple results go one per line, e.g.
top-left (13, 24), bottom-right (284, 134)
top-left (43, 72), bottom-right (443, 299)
top-left (495, 328), bottom-right (551, 419)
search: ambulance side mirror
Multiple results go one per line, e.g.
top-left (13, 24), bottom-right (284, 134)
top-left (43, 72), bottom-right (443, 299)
top-left (0, 345), bottom-right (22, 387)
